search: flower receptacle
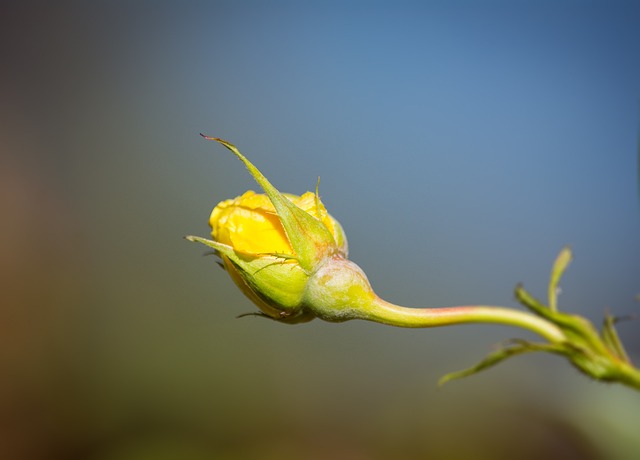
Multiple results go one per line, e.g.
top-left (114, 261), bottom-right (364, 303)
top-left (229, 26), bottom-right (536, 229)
top-left (303, 256), bottom-right (378, 323)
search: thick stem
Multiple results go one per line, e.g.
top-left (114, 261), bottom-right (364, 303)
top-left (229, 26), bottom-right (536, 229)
top-left (362, 296), bottom-right (567, 343)
top-left (306, 256), bottom-right (567, 344)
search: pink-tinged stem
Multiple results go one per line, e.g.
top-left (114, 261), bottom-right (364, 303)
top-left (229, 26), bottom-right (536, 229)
top-left (362, 296), bottom-right (567, 343)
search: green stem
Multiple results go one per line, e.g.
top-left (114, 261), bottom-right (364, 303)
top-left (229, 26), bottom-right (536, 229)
top-left (357, 297), bottom-right (640, 391)
top-left (615, 361), bottom-right (640, 389)
top-left (361, 296), bottom-right (567, 343)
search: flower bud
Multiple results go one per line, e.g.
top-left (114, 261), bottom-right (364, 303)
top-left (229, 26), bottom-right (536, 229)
top-left (205, 188), bottom-right (347, 322)
top-left (187, 137), bottom-right (386, 323)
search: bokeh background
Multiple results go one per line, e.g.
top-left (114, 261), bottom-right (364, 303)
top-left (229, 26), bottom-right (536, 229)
top-left (2, 1), bottom-right (640, 459)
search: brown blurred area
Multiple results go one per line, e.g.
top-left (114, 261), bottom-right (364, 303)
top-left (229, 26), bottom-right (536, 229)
top-left (0, 3), bottom-right (82, 456)
top-left (0, 113), bottom-right (85, 457)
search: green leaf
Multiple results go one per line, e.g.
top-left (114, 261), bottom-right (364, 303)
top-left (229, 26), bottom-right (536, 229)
top-left (601, 313), bottom-right (631, 363)
top-left (438, 340), bottom-right (562, 387)
top-left (549, 247), bottom-right (572, 312)
top-left (515, 284), bottom-right (550, 317)
top-left (515, 283), bottom-right (599, 347)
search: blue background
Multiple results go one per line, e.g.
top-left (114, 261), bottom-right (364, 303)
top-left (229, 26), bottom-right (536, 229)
top-left (2, 1), bottom-right (639, 458)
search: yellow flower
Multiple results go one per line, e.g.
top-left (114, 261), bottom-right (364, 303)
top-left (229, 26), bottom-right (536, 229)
top-left (207, 189), bottom-right (347, 322)
top-left (187, 136), bottom-right (376, 324)
top-left (210, 190), bottom-right (347, 258)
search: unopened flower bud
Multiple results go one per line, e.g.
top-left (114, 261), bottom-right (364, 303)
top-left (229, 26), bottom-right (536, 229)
top-left (204, 188), bottom-right (347, 322)
top-left (187, 136), bottom-right (363, 323)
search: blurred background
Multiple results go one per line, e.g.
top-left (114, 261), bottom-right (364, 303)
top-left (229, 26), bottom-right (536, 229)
top-left (1, 1), bottom-right (639, 459)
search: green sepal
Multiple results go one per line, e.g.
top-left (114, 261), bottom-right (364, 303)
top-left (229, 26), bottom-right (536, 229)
top-left (185, 235), bottom-right (308, 312)
top-left (237, 310), bottom-right (316, 324)
top-left (201, 135), bottom-right (338, 271)
top-left (185, 235), bottom-right (239, 258)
